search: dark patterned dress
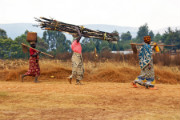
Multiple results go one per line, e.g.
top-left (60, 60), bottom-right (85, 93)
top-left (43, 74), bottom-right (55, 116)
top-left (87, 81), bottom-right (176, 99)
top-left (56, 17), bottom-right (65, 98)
top-left (134, 43), bottom-right (155, 86)
top-left (24, 48), bottom-right (40, 77)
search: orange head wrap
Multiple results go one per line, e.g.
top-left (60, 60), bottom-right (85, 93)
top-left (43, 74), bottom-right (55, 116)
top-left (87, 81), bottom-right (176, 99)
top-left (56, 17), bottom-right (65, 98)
top-left (144, 36), bottom-right (151, 43)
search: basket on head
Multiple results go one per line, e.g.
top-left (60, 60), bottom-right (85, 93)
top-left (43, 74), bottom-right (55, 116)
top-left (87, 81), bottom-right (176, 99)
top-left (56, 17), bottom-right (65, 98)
top-left (27, 32), bottom-right (37, 44)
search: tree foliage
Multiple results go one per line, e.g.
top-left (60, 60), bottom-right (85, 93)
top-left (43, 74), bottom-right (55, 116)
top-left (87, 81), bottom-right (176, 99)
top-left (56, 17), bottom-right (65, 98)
top-left (0, 28), bottom-right (7, 39)
top-left (136, 23), bottom-right (149, 42)
top-left (42, 30), bottom-right (71, 53)
top-left (0, 24), bottom-right (180, 59)
top-left (121, 31), bottom-right (132, 41)
top-left (162, 28), bottom-right (180, 49)
top-left (0, 38), bottom-right (19, 59)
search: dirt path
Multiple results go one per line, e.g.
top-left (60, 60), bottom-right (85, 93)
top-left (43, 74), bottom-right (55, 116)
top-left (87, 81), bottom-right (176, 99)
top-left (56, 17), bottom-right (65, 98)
top-left (0, 81), bottom-right (180, 120)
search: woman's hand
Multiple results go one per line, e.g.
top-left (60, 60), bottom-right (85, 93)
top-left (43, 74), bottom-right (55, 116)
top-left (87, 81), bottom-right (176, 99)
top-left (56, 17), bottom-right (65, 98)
top-left (154, 42), bottom-right (157, 47)
top-left (38, 51), bottom-right (41, 54)
top-left (153, 42), bottom-right (157, 50)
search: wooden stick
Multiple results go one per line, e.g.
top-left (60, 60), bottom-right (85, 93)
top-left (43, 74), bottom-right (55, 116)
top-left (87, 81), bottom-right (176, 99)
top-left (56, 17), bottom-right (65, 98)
top-left (21, 43), bottom-right (54, 58)
top-left (130, 43), bottom-right (176, 47)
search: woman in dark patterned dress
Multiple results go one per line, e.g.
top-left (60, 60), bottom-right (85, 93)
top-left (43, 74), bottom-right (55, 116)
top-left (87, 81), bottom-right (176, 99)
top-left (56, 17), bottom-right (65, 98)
top-left (21, 43), bottom-right (41, 83)
top-left (132, 36), bottom-right (157, 89)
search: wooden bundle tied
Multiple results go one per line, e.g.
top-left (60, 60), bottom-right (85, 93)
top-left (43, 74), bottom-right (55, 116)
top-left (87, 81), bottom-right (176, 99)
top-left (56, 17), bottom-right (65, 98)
top-left (35, 17), bottom-right (119, 42)
top-left (27, 32), bottom-right (37, 43)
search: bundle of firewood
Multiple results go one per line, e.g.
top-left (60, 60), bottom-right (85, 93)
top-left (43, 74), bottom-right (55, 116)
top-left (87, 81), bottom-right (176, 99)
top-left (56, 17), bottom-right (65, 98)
top-left (35, 17), bottom-right (119, 42)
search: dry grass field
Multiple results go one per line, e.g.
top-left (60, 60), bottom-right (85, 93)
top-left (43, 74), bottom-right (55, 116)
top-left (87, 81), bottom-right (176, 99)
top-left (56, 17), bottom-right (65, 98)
top-left (0, 59), bottom-right (180, 120)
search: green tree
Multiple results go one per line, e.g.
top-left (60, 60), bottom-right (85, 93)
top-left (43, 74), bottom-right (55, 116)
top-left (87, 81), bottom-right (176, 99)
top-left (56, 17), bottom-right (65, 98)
top-left (162, 27), bottom-right (180, 49)
top-left (0, 28), bottom-right (7, 39)
top-left (92, 38), bottom-right (101, 53)
top-left (121, 31), bottom-right (132, 41)
top-left (100, 41), bottom-right (111, 52)
top-left (42, 30), bottom-right (70, 53)
top-left (0, 38), bottom-right (20, 59)
top-left (117, 41), bottom-right (124, 50)
top-left (86, 39), bottom-right (96, 52)
top-left (137, 23), bottom-right (149, 42)
top-left (109, 42), bottom-right (119, 51)
top-left (81, 38), bottom-right (101, 53)
top-left (81, 37), bottom-right (88, 52)
top-left (36, 37), bottom-right (49, 53)
top-left (154, 33), bottom-right (162, 42)
top-left (149, 30), bottom-right (154, 40)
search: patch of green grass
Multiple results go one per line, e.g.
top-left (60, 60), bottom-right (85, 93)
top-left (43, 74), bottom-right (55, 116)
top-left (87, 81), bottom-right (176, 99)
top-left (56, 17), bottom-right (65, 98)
top-left (0, 91), bottom-right (9, 98)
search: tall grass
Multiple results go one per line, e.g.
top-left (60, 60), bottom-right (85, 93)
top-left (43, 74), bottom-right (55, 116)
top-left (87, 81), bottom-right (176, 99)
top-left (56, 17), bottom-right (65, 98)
top-left (55, 52), bottom-right (180, 66)
top-left (0, 58), bottom-right (179, 84)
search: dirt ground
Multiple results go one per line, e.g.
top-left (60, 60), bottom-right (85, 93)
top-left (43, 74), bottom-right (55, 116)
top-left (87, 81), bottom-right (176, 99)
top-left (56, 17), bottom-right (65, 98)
top-left (0, 60), bottom-right (180, 119)
top-left (0, 81), bottom-right (180, 120)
